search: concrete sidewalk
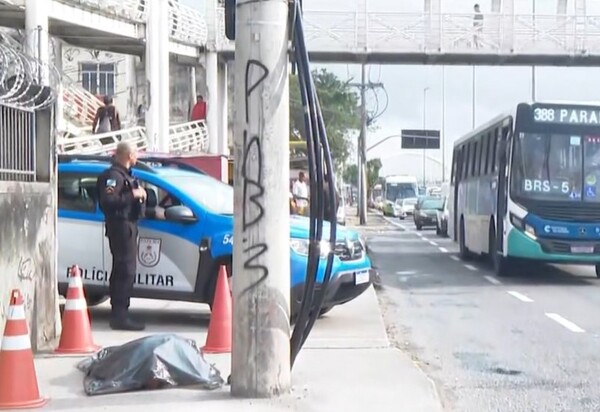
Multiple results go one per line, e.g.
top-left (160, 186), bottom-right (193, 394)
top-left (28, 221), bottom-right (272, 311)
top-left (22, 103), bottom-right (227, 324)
top-left (28, 240), bottom-right (442, 411)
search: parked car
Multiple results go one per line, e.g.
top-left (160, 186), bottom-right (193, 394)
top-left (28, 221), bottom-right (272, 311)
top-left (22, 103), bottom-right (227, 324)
top-left (436, 197), bottom-right (449, 237)
top-left (56, 155), bottom-right (375, 317)
top-left (413, 196), bottom-right (444, 231)
top-left (393, 197), bottom-right (418, 220)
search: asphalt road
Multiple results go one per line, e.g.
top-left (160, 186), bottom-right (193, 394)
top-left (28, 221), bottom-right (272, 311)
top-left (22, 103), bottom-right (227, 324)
top-left (366, 212), bottom-right (600, 412)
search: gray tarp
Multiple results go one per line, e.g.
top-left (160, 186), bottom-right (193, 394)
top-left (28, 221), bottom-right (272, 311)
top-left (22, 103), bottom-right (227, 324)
top-left (77, 334), bottom-right (224, 395)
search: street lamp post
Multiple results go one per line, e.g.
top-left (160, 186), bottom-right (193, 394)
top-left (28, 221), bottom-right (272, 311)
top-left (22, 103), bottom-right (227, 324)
top-left (423, 86), bottom-right (429, 187)
top-left (441, 66), bottom-right (446, 182)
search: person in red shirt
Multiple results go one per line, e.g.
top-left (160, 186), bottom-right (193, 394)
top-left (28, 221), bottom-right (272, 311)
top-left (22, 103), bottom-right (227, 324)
top-left (190, 95), bottom-right (207, 121)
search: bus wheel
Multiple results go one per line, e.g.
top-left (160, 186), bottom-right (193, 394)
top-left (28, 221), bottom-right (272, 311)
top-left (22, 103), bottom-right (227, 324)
top-left (595, 264), bottom-right (600, 278)
top-left (489, 225), bottom-right (512, 277)
top-left (459, 218), bottom-right (471, 260)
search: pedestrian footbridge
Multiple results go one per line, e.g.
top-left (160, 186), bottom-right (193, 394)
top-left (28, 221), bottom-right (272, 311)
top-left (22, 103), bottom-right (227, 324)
top-left (0, 0), bottom-right (207, 59)
top-left (216, 8), bottom-right (600, 65)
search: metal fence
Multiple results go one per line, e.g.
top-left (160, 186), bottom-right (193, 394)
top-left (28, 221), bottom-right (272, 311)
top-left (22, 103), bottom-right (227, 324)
top-left (0, 29), bottom-right (58, 182)
top-left (0, 104), bottom-right (36, 182)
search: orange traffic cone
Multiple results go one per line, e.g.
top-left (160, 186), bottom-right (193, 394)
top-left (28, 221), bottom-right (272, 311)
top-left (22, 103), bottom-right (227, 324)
top-left (203, 266), bottom-right (232, 353)
top-left (0, 289), bottom-right (48, 409)
top-left (55, 265), bottom-right (100, 354)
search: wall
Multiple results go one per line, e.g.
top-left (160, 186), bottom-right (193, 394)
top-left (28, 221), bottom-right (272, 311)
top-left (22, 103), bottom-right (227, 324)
top-left (0, 106), bottom-right (60, 353)
top-left (0, 184), bottom-right (61, 352)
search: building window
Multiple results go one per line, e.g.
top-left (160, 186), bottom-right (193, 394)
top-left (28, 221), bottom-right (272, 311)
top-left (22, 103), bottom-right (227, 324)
top-left (80, 63), bottom-right (116, 97)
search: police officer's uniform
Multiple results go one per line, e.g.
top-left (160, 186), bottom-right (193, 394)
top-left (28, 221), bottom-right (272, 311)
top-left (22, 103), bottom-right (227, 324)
top-left (97, 162), bottom-right (145, 331)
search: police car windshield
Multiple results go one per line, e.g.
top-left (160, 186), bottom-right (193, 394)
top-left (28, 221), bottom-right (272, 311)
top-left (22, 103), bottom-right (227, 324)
top-left (163, 175), bottom-right (233, 214)
top-left (511, 133), bottom-right (600, 203)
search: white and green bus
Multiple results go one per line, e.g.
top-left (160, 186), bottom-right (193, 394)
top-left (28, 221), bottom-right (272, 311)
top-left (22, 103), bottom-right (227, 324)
top-left (449, 102), bottom-right (600, 277)
top-left (382, 175), bottom-right (418, 216)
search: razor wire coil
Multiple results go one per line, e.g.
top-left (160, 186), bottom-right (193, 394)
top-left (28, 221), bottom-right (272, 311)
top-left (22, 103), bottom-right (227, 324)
top-left (0, 28), bottom-right (60, 111)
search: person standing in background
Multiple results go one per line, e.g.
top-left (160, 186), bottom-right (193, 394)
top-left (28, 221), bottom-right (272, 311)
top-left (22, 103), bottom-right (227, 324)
top-left (293, 171), bottom-right (310, 216)
top-left (190, 95), bottom-right (207, 121)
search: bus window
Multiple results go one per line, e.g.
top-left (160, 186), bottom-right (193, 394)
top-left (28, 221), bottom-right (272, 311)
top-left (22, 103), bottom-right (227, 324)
top-left (491, 128), bottom-right (499, 172)
top-left (477, 137), bottom-right (485, 176)
top-left (482, 132), bottom-right (490, 175)
top-left (462, 144), bottom-right (470, 180)
top-left (451, 148), bottom-right (457, 184)
top-left (471, 141), bottom-right (478, 177)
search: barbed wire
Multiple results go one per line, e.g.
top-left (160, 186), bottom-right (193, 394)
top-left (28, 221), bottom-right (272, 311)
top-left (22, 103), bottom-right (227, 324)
top-left (0, 29), bottom-right (60, 111)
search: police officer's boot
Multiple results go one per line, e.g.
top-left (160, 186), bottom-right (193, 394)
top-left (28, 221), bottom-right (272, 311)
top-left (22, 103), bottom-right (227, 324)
top-left (109, 310), bottom-right (145, 331)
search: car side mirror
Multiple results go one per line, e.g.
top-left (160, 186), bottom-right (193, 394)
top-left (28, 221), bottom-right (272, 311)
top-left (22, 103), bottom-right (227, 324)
top-left (165, 205), bottom-right (197, 223)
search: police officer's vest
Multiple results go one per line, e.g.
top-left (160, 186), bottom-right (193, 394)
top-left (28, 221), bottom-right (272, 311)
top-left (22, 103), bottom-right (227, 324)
top-left (97, 166), bottom-right (144, 221)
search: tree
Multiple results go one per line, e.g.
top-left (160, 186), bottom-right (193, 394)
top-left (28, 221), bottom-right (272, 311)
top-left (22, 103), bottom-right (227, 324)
top-left (343, 164), bottom-right (358, 186)
top-left (289, 69), bottom-right (361, 167)
top-left (366, 158), bottom-right (382, 194)
top-left (343, 158), bottom-right (382, 195)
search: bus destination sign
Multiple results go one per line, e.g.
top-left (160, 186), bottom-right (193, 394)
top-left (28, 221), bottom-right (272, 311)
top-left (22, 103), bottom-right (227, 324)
top-left (533, 106), bottom-right (600, 126)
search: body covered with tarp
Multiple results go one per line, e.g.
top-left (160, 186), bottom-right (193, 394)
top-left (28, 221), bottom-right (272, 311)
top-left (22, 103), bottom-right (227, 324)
top-left (77, 334), bottom-right (224, 395)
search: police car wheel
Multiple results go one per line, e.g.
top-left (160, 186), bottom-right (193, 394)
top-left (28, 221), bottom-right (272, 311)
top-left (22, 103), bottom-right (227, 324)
top-left (86, 294), bottom-right (109, 307)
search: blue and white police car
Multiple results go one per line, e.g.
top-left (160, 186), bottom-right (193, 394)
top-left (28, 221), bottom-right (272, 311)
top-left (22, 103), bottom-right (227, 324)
top-left (57, 155), bottom-right (375, 316)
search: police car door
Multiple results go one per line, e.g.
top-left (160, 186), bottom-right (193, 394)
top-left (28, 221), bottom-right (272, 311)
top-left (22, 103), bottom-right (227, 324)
top-left (132, 180), bottom-right (199, 296)
top-left (58, 173), bottom-right (108, 289)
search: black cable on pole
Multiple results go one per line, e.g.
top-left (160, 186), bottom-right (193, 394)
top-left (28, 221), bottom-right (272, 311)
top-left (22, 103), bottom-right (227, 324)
top-left (289, 0), bottom-right (337, 368)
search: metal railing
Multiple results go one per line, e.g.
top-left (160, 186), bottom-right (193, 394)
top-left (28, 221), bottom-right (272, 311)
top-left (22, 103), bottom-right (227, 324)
top-left (62, 80), bottom-right (103, 127)
top-left (56, 125), bottom-right (148, 154)
top-left (216, 9), bottom-right (600, 56)
top-left (5, 0), bottom-right (209, 46)
top-left (56, 120), bottom-right (209, 155)
top-left (168, 120), bottom-right (209, 153)
top-left (0, 104), bottom-right (36, 182)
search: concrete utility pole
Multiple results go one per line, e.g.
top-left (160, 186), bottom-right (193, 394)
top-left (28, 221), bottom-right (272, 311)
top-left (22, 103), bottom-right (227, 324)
top-left (350, 67), bottom-right (383, 225)
top-left (359, 64), bottom-right (368, 225)
top-left (231, 0), bottom-right (291, 399)
top-left (145, 0), bottom-right (170, 152)
top-left (25, 0), bottom-right (49, 85)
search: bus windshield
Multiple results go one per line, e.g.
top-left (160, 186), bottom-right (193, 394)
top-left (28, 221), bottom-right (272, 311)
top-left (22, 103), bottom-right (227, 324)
top-left (511, 133), bottom-right (600, 202)
top-left (386, 183), bottom-right (417, 201)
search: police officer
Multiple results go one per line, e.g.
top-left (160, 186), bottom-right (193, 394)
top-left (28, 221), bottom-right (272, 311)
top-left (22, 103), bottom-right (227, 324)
top-left (97, 142), bottom-right (146, 331)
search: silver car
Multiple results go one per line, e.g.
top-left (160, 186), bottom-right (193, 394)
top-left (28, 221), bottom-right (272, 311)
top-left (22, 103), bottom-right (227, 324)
top-left (394, 197), bottom-right (418, 220)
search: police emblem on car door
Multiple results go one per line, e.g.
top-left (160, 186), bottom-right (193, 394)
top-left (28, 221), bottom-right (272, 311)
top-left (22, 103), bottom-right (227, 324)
top-left (138, 237), bottom-right (161, 267)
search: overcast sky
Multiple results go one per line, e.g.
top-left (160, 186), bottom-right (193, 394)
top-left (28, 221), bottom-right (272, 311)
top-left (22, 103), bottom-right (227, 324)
top-left (184, 0), bottom-right (600, 181)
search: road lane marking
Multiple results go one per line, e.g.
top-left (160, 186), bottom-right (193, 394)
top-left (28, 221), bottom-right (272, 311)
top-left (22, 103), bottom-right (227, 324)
top-left (450, 255), bottom-right (460, 261)
top-left (438, 247), bottom-right (449, 253)
top-left (416, 232), bottom-right (423, 237)
top-left (396, 270), bottom-right (417, 275)
top-left (429, 240), bottom-right (438, 246)
top-left (464, 264), bottom-right (478, 271)
top-left (545, 313), bottom-right (585, 333)
top-left (507, 291), bottom-right (534, 303)
top-left (483, 275), bottom-right (502, 285)
top-left (422, 237), bottom-right (429, 241)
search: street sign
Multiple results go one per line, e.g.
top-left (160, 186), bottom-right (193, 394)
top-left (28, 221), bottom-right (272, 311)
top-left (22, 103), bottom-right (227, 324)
top-left (401, 129), bottom-right (440, 149)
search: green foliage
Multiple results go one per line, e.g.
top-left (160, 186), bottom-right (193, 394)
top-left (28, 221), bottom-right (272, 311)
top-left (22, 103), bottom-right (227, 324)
top-left (343, 164), bottom-right (358, 186)
top-left (289, 68), bottom-right (361, 166)
top-left (366, 158), bottom-right (382, 192)
top-left (343, 158), bottom-right (382, 194)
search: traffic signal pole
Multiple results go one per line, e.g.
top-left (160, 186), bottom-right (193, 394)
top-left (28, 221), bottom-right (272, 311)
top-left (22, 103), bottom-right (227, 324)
top-left (231, 0), bottom-right (292, 398)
